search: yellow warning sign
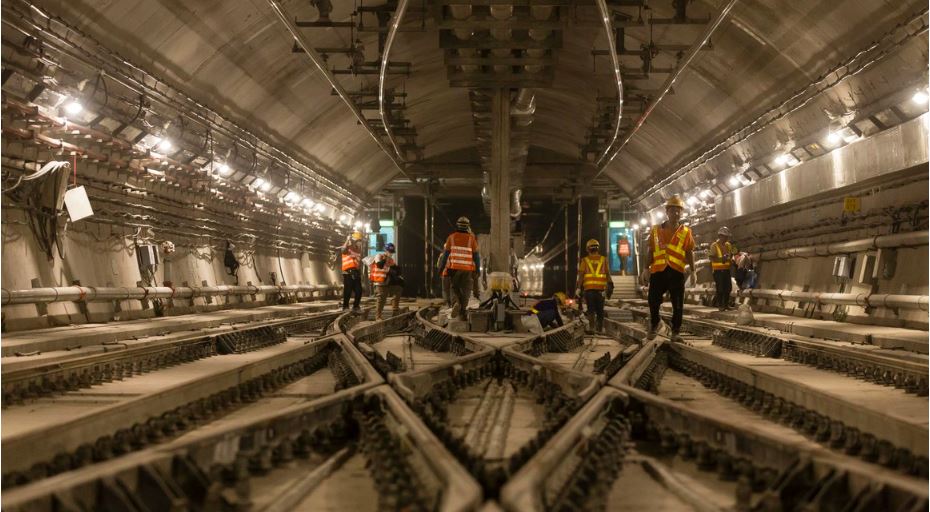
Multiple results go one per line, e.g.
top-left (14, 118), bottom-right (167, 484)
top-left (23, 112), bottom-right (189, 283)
top-left (843, 196), bottom-right (860, 213)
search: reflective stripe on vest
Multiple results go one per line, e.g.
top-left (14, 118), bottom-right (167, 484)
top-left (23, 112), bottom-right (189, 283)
top-left (447, 232), bottom-right (476, 271)
top-left (342, 251), bottom-right (359, 271)
top-left (650, 224), bottom-right (690, 274)
top-left (711, 242), bottom-right (731, 271)
top-left (582, 255), bottom-right (608, 290)
top-left (369, 255), bottom-right (394, 283)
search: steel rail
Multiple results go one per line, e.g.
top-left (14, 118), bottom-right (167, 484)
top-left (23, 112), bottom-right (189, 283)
top-left (267, 0), bottom-right (414, 182)
top-left (591, 0), bottom-right (739, 181)
top-left (379, 0), bottom-right (411, 162)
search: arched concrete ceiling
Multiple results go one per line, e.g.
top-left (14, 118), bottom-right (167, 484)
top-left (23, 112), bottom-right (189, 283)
top-left (36, 0), bottom-right (927, 201)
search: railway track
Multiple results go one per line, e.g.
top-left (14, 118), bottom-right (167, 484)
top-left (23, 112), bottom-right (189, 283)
top-left (4, 303), bottom-right (926, 510)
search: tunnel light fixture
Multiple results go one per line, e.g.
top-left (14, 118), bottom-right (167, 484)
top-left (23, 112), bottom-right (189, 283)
top-left (301, 197), bottom-right (315, 208)
top-left (639, 217), bottom-right (647, 225)
top-left (686, 195), bottom-right (699, 206)
top-left (728, 175), bottom-right (740, 187)
top-left (338, 214), bottom-right (348, 223)
top-left (283, 191), bottom-right (300, 203)
top-left (252, 177), bottom-right (266, 190)
top-left (632, 223), bottom-right (639, 230)
top-left (157, 139), bottom-right (173, 153)
top-left (216, 163), bottom-right (232, 176)
top-left (64, 100), bottom-right (83, 116)
top-left (826, 131), bottom-right (842, 146)
top-left (774, 154), bottom-right (789, 166)
top-left (912, 90), bottom-right (928, 104)
top-left (315, 203), bottom-right (327, 213)
top-left (699, 189), bottom-right (712, 199)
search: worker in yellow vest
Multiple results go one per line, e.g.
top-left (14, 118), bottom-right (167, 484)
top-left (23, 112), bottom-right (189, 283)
top-left (710, 227), bottom-right (736, 311)
top-left (340, 231), bottom-right (364, 312)
top-left (616, 234), bottom-right (631, 275)
top-left (640, 196), bottom-right (696, 342)
top-left (437, 216), bottom-right (481, 320)
top-left (576, 239), bottom-right (613, 332)
top-left (370, 243), bottom-right (401, 320)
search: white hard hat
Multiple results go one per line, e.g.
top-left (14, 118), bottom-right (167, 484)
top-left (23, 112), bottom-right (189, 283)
top-left (718, 226), bottom-right (731, 236)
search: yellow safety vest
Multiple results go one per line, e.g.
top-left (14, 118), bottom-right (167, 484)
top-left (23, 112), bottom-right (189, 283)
top-left (581, 255), bottom-right (608, 290)
top-left (711, 241), bottom-right (733, 271)
top-left (650, 224), bottom-right (690, 274)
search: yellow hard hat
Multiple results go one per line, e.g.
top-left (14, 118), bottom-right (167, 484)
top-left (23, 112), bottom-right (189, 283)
top-left (351, 231), bottom-right (363, 241)
top-left (554, 292), bottom-right (567, 305)
top-left (586, 239), bottom-right (600, 249)
top-left (665, 195), bottom-right (686, 209)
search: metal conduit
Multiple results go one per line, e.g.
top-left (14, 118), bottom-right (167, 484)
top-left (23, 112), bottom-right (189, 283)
top-left (1, 284), bottom-right (341, 306)
top-left (682, 287), bottom-right (929, 311)
top-left (379, 0), bottom-right (410, 162)
top-left (592, 0), bottom-right (739, 180)
top-left (267, 0), bottom-right (412, 181)
top-left (692, 231), bottom-right (928, 269)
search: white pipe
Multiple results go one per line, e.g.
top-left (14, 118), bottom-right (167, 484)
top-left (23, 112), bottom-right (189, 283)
top-left (1, 284), bottom-right (341, 305)
top-left (682, 287), bottom-right (928, 311)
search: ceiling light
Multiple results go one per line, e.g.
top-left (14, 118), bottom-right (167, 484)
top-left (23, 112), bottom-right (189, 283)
top-left (912, 90), bottom-right (928, 104)
top-left (826, 131), bottom-right (842, 146)
top-left (728, 175), bottom-right (740, 187)
top-left (64, 100), bottom-right (83, 116)
top-left (252, 177), bottom-right (266, 189)
top-left (315, 203), bottom-right (327, 213)
top-left (157, 139), bottom-right (173, 152)
top-left (774, 154), bottom-right (789, 165)
top-left (301, 197), bottom-right (315, 208)
top-left (283, 191), bottom-right (299, 203)
top-left (339, 214), bottom-right (348, 223)
top-left (217, 163), bottom-right (232, 176)
top-left (639, 217), bottom-right (647, 225)
top-left (686, 195), bottom-right (699, 205)
top-left (353, 221), bottom-right (363, 229)
top-left (700, 189), bottom-right (711, 199)
top-left (632, 223), bottom-right (639, 230)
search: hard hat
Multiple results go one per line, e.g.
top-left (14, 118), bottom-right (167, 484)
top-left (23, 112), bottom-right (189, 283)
top-left (385, 242), bottom-right (395, 252)
top-left (456, 216), bottom-right (471, 228)
top-left (718, 226), bottom-right (731, 237)
top-left (665, 195), bottom-right (686, 209)
top-left (554, 292), bottom-right (567, 305)
top-left (586, 239), bottom-right (600, 249)
top-left (351, 231), bottom-right (363, 241)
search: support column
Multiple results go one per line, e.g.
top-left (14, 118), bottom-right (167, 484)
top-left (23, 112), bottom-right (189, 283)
top-left (489, 89), bottom-right (511, 273)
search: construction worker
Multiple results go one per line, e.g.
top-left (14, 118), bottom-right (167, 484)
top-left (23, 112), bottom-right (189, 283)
top-left (340, 231), bottom-right (364, 312)
top-left (530, 292), bottom-right (568, 329)
top-left (641, 196), bottom-right (696, 342)
top-left (710, 227), bottom-right (736, 311)
top-left (437, 216), bottom-right (481, 320)
top-left (617, 234), bottom-right (631, 275)
top-left (371, 243), bottom-right (402, 320)
top-left (576, 239), bottom-right (613, 332)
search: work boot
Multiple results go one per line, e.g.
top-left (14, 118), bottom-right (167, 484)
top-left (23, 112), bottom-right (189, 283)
top-left (646, 328), bottom-right (657, 341)
top-left (352, 306), bottom-right (361, 314)
top-left (670, 331), bottom-right (684, 343)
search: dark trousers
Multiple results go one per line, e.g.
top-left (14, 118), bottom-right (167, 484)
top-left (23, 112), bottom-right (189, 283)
top-left (713, 270), bottom-right (732, 309)
top-left (618, 255), bottom-right (628, 275)
top-left (537, 309), bottom-right (563, 329)
top-left (342, 270), bottom-right (362, 309)
top-left (448, 269), bottom-right (473, 320)
top-left (648, 267), bottom-right (685, 333)
top-left (583, 289), bottom-right (605, 332)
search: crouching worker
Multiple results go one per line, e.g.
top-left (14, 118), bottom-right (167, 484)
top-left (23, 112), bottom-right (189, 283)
top-left (371, 243), bottom-right (402, 320)
top-left (530, 292), bottom-right (569, 329)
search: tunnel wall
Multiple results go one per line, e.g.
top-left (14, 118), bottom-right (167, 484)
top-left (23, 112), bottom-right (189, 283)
top-left (1, 211), bottom-right (340, 331)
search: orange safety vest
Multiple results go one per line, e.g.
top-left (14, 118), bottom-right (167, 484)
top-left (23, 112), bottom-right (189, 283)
top-left (581, 254), bottom-right (608, 290)
top-left (650, 224), bottom-right (691, 274)
top-left (617, 240), bottom-right (630, 256)
top-left (369, 254), bottom-right (394, 283)
top-left (710, 241), bottom-right (733, 271)
top-left (446, 232), bottom-right (477, 271)
top-left (341, 248), bottom-right (360, 271)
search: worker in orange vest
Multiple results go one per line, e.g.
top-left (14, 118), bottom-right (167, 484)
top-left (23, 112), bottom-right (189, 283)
top-left (437, 216), bottom-right (481, 321)
top-left (640, 196), bottom-right (696, 342)
top-left (340, 231), bottom-right (364, 312)
top-left (616, 234), bottom-right (631, 275)
top-left (370, 242), bottom-right (401, 320)
top-left (710, 226), bottom-right (736, 311)
top-left (576, 239), bottom-right (613, 332)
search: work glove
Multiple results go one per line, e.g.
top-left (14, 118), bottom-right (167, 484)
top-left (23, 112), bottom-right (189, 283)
top-left (639, 269), bottom-right (650, 287)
